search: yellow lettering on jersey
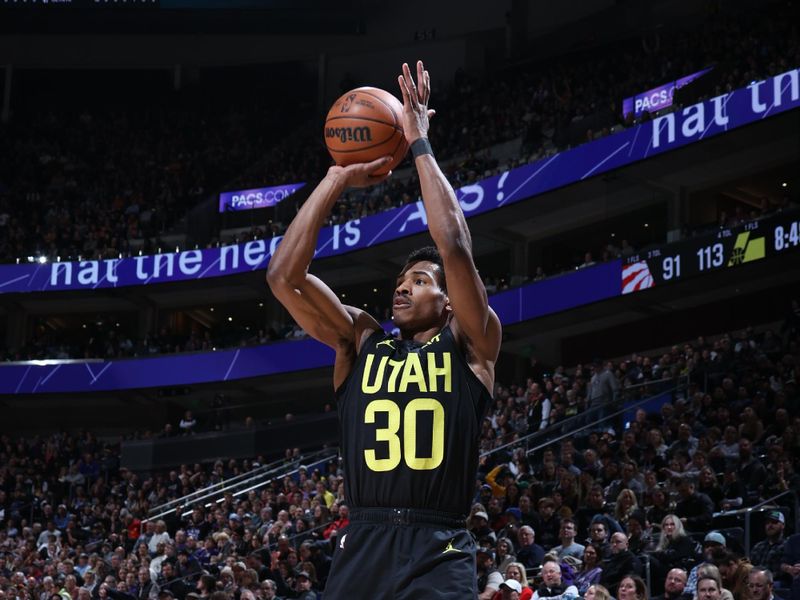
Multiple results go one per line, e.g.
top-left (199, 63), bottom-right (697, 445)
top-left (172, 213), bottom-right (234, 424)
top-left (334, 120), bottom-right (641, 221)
top-left (361, 354), bottom-right (388, 394)
top-left (427, 352), bottom-right (452, 393)
top-left (363, 399), bottom-right (401, 472)
top-left (398, 352), bottom-right (427, 393)
top-left (385, 359), bottom-right (405, 393)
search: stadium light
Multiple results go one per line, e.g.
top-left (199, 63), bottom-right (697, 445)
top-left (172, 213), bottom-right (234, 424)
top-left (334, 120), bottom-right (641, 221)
top-left (38, 256), bottom-right (47, 264)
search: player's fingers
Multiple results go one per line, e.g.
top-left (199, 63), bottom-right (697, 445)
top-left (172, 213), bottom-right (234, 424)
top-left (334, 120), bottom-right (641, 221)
top-left (423, 70), bottom-right (431, 104)
top-left (417, 61), bottom-right (426, 99)
top-left (402, 63), bottom-right (419, 108)
top-left (427, 109), bottom-right (436, 120)
top-left (397, 75), bottom-right (411, 105)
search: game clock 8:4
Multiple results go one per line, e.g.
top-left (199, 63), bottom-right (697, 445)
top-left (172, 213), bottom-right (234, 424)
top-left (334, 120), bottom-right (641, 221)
top-left (775, 221), bottom-right (800, 251)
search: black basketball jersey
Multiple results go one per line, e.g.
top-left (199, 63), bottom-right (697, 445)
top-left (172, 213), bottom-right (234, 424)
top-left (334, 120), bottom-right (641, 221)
top-left (335, 325), bottom-right (492, 515)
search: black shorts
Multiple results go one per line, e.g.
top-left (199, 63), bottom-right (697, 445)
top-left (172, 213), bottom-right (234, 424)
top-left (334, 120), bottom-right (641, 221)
top-left (322, 508), bottom-right (477, 600)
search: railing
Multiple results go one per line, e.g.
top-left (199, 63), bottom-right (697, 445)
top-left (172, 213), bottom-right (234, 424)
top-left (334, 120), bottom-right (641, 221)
top-left (146, 447), bottom-right (339, 522)
top-left (712, 489), bottom-right (799, 554)
top-left (481, 375), bottom-right (690, 461)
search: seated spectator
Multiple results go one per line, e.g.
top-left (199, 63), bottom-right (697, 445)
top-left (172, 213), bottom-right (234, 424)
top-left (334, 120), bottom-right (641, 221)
top-left (614, 489), bottom-right (640, 529)
top-left (495, 537), bottom-right (517, 574)
top-left (617, 575), bottom-right (648, 600)
top-left (178, 411), bottom-right (197, 435)
top-left (551, 518), bottom-right (584, 561)
top-left (747, 568), bottom-right (775, 600)
top-left (478, 548), bottom-right (503, 600)
top-left (651, 568), bottom-right (688, 600)
top-left (685, 531), bottom-right (727, 596)
top-left (532, 559), bottom-right (579, 600)
top-left (696, 575), bottom-right (725, 600)
top-left (750, 511), bottom-right (786, 585)
top-left (626, 509), bottom-right (655, 555)
top-left (650, 514), bottom-right (702, 578)
top-left (516, 526), bottom-right (545, 570)
top-left (674, 479), bottom-right (714, 532)
top-left (574, 544), bottom-right (603, 595)
top-left (536, 498), bottom-right (561, 550)
top-left (491, 563), bottom-right (533, 600)
top-left (600, 532), bottom-right (642, 592)
top-left (584, 584), bottom-right (612, 600)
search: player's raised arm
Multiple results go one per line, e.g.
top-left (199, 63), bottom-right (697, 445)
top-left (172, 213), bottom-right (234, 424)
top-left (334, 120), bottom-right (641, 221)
top-left (397, 60), bottom-right (501, 363)
top-left (266, 160), bottom-right (389, 354)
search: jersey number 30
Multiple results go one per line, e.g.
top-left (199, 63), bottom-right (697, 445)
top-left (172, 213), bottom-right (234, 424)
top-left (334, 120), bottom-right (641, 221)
top-left (363, 398), bottom-right (445, 472)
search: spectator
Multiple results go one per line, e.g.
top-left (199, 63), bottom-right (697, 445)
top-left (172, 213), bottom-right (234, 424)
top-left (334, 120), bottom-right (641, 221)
top-left (750, 511), bottom-right (786, 582)
top-left (574, 544), bottom-right (603, 595)
top-left (747, 568), bottom-right (776, 600)
top-left (532, 559), bottom-right (579, 600)
top-left (551, 518), bottom-right (584, 561)
top-left (478, 548), bottom-right (503, 600)
top-left (617, 575), bottom-right (648, 600)
top-left (685, 532), bottom-right (727, 596)
top-left (651, 568), bottom-right (687, 600)
top-left (495, 537), bottom-right (517, 574)
top-left (600, 532), bottom-right (642, 592)
top-left (651, 514), bottom-right (701, 577)
top-left (517, 526), bottom-right (545, 570)
top-left (178, 412), bottom-right (197, 435)
top-left (738, 437), bottom-right (767, 504)
top-left (696, 575), bottom-right (724, 600)
top-left (674, 479), bottom-right (714, 532)
top-left (491, 563), bottom-right (533, 600)
top-left (584, 584), bottom-right (612, 600)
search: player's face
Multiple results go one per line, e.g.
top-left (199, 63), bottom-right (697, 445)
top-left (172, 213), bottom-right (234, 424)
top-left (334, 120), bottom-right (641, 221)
top-left (392, 261), bottom-right (449, 330)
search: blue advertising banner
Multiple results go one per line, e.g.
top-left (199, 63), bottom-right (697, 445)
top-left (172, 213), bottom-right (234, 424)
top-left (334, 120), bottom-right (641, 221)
top-left (0, 66), bottom-right (798, 295)
top-left (622, 67), bottom-right (713, 118)
top-left (0, 261), bottom-right (622, 394)
top-left (218, 182), bottom-right (306, 212)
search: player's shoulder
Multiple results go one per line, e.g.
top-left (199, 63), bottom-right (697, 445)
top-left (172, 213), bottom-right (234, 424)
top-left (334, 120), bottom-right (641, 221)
top-left (342, 305), bottom-right (383, 353)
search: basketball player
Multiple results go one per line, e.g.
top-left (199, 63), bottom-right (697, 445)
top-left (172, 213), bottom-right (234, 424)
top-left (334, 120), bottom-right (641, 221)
top-left (267, 60), bottom-right (502, 599)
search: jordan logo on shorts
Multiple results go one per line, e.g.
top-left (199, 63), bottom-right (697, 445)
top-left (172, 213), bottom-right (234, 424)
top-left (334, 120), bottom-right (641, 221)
top-left (441, 538), bottom-right (461, 554)
top-left (339, 533), bottom-right (347, 549)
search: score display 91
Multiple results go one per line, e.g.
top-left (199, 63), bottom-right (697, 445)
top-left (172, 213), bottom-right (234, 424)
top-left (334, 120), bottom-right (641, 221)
top-left (623, 210), bottom-right (800, 289)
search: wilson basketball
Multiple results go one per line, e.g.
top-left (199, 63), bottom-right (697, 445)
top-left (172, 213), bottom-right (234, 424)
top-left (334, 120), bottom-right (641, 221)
top-left (324, 87), bottom-right (408, 175)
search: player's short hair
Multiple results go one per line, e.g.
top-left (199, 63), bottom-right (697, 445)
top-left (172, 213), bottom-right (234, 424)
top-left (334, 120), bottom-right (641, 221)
top-left (402, 246), bottom-right (446, 292)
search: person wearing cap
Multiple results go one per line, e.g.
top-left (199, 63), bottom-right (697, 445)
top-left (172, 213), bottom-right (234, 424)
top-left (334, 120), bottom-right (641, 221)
top-left (499, 579), bottom-right (523, 600)
top-left (477, 548), bottom-right (503, 600)
top-left (532, 559), bottom-right (579, 600)
top-left (516, 526), bottom-right (545, 570)
top-left (750, 511), bottom-right (786, 582)
top-left (680, 531), bottom-right (728, 595)
top-left (471, 511), bottom-right (498, 544)
top-left (491, 563), bottom-right (533, 600)
top-left (552, 517), bottom-right (584, 561)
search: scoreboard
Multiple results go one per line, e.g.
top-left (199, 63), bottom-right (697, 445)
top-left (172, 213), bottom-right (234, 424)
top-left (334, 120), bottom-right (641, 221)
top-left (622, 209), bottom-right (800, 294)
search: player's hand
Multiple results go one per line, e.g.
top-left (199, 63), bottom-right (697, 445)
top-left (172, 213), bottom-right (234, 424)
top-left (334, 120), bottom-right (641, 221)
top-left (398, 60), bottom-right (436, 144)
top-left (327, 156), bottom-right (392, 188)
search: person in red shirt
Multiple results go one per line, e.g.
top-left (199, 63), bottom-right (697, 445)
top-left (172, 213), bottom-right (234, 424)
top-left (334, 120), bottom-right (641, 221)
top-left (322, 504), bottom-right (350, 540)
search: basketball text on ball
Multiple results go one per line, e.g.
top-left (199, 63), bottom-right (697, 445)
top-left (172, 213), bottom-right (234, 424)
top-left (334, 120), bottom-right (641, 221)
top-left (324, 87), bottom-right (409, 174)
top-left (325, 126), bottom-right (373, 144)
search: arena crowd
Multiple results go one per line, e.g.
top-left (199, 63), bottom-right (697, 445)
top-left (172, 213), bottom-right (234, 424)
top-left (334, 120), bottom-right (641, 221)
top-left (1, 312), bottom-right (799, 599)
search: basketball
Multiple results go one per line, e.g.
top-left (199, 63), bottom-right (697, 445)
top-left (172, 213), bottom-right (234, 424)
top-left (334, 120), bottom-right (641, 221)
top-left (324, 87), bottom-right (408, 175)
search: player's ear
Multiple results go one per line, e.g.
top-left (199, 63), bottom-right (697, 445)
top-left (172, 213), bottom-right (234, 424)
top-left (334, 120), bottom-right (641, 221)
top-left (443, 294), bottom-right (453, 313)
